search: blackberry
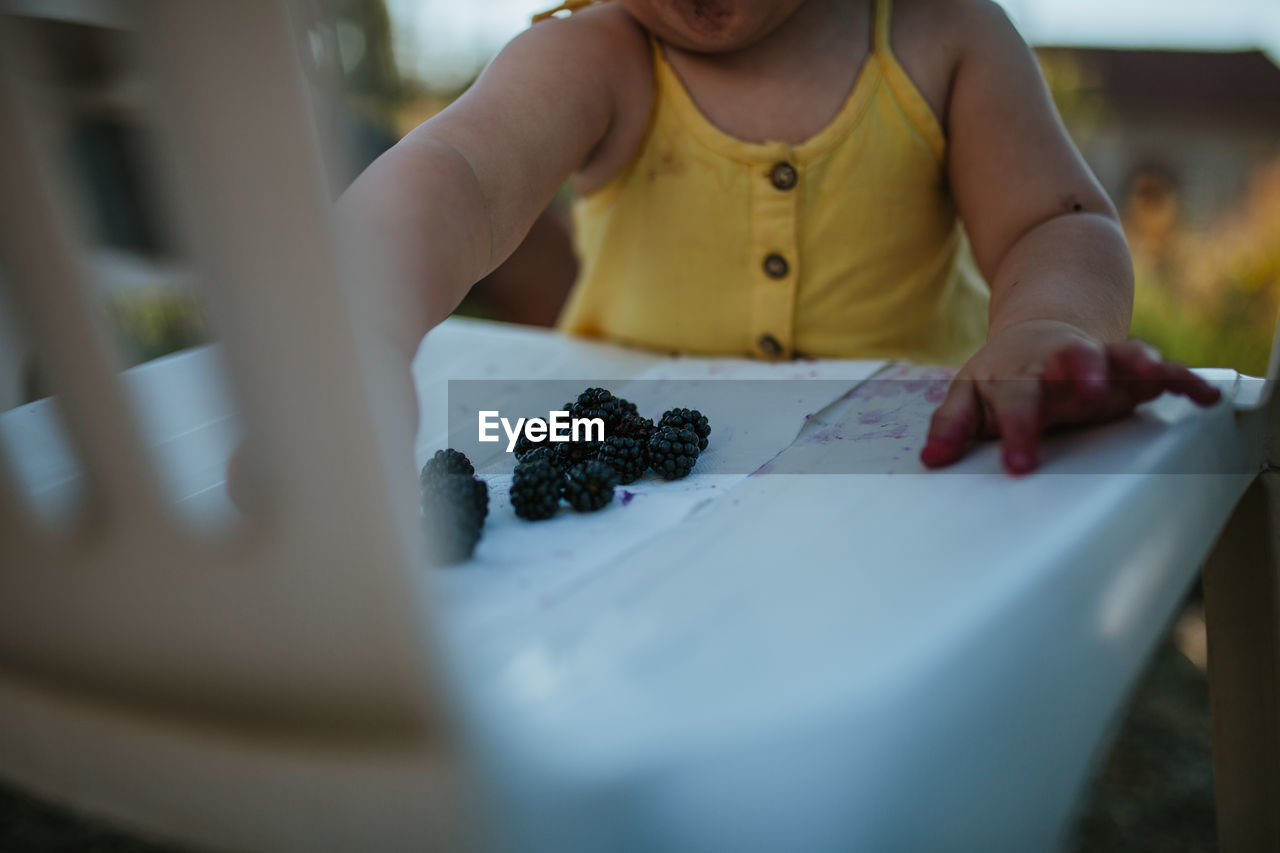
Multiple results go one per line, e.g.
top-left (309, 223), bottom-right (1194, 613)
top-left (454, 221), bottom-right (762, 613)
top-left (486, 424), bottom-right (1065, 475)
top-left (597, 435), bottom-right (647, 484)
top-left (647, 426), bottom-right (700, 480)
top-left (562, 460), bottom-right (618, 512)
top-left (421, 471), bottom-right (487, 525)
top-left (520, 444), bottom-right (565, 473)
top-left (612, 411), bottom-right (654, 444)
top-left (421, 472), bottom-right (487, 565)
top-left (513, 432), bottom-right (538, 460)
top-left (658, 408), bottom-right (711, 451)
top-left (510, 459), bottom-right (562, 521)
top-left (570, 387), bottom-right (626, 433)
top-left (420, 448), bottom-right (474, 487)
top-left (553, 437), bottom-right (600, 469)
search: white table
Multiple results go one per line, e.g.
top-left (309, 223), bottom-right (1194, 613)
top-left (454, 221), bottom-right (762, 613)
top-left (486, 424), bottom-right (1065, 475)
top-left (414, 319), bottom-right (1271, 852)
top-left (0, 316), bottom-right (1272, 852)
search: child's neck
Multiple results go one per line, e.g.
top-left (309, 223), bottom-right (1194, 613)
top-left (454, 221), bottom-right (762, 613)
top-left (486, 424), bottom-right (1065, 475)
top-left (662, 0), bottom-right (872, 146)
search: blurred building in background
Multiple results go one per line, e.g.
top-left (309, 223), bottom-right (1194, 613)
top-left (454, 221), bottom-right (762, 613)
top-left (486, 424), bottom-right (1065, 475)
top-left (0, 0), bottom-right (406, 408)
top-left (1040, 47), bottom-right (1280, 222)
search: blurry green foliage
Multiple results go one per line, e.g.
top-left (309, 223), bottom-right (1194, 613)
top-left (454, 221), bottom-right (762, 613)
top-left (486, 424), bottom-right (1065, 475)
top-left (1037, 50), bottom-right (1110, 147)
top-left (1126, 156), bottom-right (1280, 376)
top-left (106, 289), bottom-right (207, 366)
top-left (19, 289), bottom-right (206, 405)
top-left (1130, 273), bottom-right (1273, 376)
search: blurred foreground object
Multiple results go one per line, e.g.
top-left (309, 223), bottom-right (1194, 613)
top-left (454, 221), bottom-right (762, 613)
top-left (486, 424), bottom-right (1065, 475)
top-left (0, 2), bottom-right (467, 848)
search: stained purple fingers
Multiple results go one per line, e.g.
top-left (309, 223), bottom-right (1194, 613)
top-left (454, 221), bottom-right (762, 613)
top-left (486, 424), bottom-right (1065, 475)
top-left (921, 377), bottom-right (980, 468)
top-left (986, 378), bottom-right (1042, 475)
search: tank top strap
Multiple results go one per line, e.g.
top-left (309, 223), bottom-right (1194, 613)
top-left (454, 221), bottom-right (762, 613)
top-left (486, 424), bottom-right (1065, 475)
top-left (872, 0), bottom-right (894, 55)
top-left (531, 0), bottom-right (596, 25)
top-left (870, 0), bottom-right (946, 161)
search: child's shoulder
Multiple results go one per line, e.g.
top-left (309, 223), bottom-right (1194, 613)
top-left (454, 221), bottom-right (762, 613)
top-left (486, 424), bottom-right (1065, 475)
top-left (892, 0), bottom-right (1023, 51)
top-left (521, 2), bottom-right (652, 72)
top-left (890, 0), bottom-right (1040, 129)
top-left (519, 3), bottom-right (654, 193)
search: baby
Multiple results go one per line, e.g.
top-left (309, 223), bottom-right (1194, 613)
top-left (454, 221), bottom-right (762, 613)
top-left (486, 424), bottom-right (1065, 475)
top-left (339, 0), bottom-right (1221, 475)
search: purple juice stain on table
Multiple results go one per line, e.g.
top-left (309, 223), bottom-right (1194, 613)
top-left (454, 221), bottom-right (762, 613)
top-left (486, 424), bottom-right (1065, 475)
top-left (852, 381), bottom-right (909, 401)
top-left (857, 409), bottom-right (884, 425)
top-left (850, 423), bottom-right (910, 441)
top-left (619, 489), bottom-right (637, 506)
top-left (923, 379), bottom-right (949, 404)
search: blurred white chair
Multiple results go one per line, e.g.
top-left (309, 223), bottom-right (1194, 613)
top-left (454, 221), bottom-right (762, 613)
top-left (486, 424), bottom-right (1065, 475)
top-left (0, 3), bottom-right (466, 849)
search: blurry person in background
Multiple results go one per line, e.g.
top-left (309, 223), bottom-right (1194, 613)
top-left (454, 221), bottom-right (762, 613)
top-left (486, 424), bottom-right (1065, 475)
top-left (1123, 162), bottom-right (1182, 286)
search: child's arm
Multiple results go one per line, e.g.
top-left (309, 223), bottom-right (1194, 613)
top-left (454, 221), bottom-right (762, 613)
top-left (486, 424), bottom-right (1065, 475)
top-left (229, 12), bottom-right (650, 510)
top-left (334, 9), bottom-right (649, 360)
top-left (919, 0), bottom-right (1220, 474)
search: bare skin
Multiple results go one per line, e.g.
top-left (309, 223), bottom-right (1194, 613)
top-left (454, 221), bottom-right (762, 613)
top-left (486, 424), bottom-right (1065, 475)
top-left (338, 0), bottom-right (1220, 477)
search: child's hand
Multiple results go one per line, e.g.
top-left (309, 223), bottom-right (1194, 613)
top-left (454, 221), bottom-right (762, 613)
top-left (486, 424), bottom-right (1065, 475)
top-left (919, 320), bottom-right (1223, 475)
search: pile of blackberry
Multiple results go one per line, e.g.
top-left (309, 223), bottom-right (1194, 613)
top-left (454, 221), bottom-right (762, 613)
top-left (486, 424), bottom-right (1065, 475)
top-left (417, 391), bottom-right (716, 559)
top-left (511, 387), bottom-right (629, 469)
top-left (420, 449), bottom-right (488, 565)
top-left (417, 393), bottom-right (714, 566)
top-left (510, 455), bottom-right (624, 520)
top-left (508, 388), bottom-right (712, 523)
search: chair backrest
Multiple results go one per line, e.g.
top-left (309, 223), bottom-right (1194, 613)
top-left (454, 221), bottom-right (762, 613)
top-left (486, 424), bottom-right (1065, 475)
top-left (0, 2), bottom-right (441, 740)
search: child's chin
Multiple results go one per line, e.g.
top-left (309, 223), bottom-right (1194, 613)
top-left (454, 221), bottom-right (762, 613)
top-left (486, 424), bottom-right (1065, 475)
top-left (665, 0), bottom-right (735, 32)
top-left (629, 0), bottom-right (757, 52)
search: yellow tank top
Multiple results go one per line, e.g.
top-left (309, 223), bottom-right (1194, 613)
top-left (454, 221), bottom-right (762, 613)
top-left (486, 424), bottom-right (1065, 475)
top-left (557, 0), bottom-right (990, 364)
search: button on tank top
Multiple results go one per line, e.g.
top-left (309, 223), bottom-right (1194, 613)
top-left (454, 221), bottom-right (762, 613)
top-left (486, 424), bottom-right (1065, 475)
top-left (556, 0), bottom-right (990, 364)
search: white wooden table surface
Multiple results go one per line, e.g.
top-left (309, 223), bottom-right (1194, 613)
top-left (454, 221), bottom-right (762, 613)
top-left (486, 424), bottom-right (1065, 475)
top-left (0, 315), bottom-right (1269, 852)
top-left (404, 319), bottom-right (1267, 853)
